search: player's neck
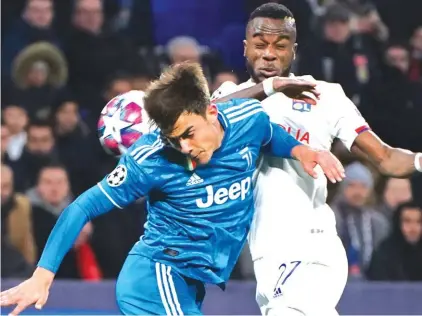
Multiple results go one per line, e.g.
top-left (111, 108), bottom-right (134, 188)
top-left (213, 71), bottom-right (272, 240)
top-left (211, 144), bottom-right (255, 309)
top-left (213, 120), bottom-right (225, 150)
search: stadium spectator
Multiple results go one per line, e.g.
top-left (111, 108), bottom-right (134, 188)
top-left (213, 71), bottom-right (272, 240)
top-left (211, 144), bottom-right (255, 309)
top-left (298, 3), bottom-right (380, 107)
top-left (2, 104), bottom-right (28, 161)
top-left (375, 178), bottom-right (413, 222)
top-left (409, 26), bottom-right (422, 82)
top-left (365, 43), bottom-right (422, 152)
top-left (367, 201), bottom-right (422, 281)
top-left (10, 120), bottom-right (59, 192)
top-left (1, 0), bottom-right (60, 81)
top-left (65, 0), bottom-right (137, 105)
top-left (51, 93), bottom-right (98, 195)
top-left (27, 164), bottom-right (96, 279)
top-left (1, 123), bottom-right (12, 164)
top-left (331, 162), bottom-right (389, 278)
top-left (163, 36), bottom-right (223, 84)
top-left (6, 42), bottom-right (68, 120)
top-left (1, 164), bottom-right (36, 278)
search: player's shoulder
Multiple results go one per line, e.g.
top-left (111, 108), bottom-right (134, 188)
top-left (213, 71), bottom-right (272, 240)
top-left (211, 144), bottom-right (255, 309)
top-left (299, 76), bottom-right (355, 112)
top-left (211, 80), bottom-right (254, 100)
top-left (217, 98), bottom-right (266, 125)
top-left (126, 131), bottom-right (166, 165)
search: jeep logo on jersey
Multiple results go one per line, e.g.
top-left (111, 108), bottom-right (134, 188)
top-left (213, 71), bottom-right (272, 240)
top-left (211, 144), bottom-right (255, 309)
top-left (196, 177), bottom-right (252, 208)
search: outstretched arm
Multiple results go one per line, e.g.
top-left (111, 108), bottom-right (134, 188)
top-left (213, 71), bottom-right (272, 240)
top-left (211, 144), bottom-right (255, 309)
top-left (261, 118), bottom-right (345, 183)
top-left (351, 131), bottom-right (421, 178)
top-left (213, 77), bottom-right (319, 104)
top-left (0, 154), bottom-right (153, 315)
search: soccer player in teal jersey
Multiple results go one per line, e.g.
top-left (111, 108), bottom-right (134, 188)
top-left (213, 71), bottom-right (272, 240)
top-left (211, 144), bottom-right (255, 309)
top-left (0, 63), bottom-right (344, 316)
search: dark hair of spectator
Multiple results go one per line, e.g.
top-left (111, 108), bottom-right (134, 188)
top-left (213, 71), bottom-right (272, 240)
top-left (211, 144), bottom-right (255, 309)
top-left (396, 201), bottom-right (422, 214)
top-left (27, 119), bottom-right (53, 132)
top-left (104, 73), bottom-right (133, 92)
top-left (384, 41), bottom-right (411, 53)
top-left (143, 62), bottom-right (210, 135)
top-left (37, 162), bottom-right (69, 181)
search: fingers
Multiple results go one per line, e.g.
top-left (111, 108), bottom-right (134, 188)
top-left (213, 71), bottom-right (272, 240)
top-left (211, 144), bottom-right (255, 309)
top-left (303, 162), bottom-right (318, 179)
top-left (0, 287), bottom-right (19, 306)
top-left (298, 94), bottom-right (317, 105)
top-left (317, 152), bottom-right (345, 183)
top-left (9, 302), bottom-right (30, 316)
top-left (35, 292), bottom-right (48, 310)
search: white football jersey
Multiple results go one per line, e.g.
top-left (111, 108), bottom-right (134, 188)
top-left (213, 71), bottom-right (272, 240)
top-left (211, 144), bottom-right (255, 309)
top-left (212, 75), bottom-right (369, 209)
top-left (212, 76), bottom-right (369, 258)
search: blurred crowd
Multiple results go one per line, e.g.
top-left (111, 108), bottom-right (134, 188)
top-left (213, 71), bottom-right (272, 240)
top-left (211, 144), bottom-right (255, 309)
top-left (1, 0), bottom-right (421, 282)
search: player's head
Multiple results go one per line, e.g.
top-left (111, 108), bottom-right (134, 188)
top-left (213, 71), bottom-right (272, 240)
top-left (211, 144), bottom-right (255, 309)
top-left (143, 62), bottom-right (223, 165)
top-left (244, 3), bottom-right (297, 82)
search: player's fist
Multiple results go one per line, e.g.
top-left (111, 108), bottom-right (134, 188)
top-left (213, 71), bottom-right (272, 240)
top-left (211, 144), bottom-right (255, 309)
top-left (292, 145), bottom-right (345, 183)
top-left (0, 267), bottom-right (54, 316)
top-left (273, 77), bottom-right (320, 105)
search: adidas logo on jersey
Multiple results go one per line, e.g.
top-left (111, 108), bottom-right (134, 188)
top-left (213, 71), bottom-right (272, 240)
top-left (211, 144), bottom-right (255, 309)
top-left (273, 287), bottom-right (283, 298)
top-left (186, 173), bottom-right (203, 186)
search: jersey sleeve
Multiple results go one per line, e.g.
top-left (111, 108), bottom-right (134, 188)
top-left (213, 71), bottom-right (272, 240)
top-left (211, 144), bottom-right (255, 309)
top-left (37, 141), bottom-right (162, 273)
top-left (328, 84), bottom-right (370, 150)
top-left (97, 154), bottom-right (154, 209)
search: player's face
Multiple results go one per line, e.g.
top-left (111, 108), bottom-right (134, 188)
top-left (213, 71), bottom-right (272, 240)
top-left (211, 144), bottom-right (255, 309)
top-left (165, 104), bottom-right (223, 165)
top-left (244, 17), bottom-right (297, 83)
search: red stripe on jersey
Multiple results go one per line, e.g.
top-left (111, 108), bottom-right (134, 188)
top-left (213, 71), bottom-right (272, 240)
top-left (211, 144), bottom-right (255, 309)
top-left (355, 125), bottom-right (370, 134)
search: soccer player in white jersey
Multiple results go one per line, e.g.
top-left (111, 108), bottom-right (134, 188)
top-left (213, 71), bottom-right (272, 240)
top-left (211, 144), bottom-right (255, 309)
top-left (212, 3), bottom-right (422, 316)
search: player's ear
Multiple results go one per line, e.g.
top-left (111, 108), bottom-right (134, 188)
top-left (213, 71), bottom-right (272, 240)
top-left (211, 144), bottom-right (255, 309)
top-left (293, 43), bottom-right (298, 60)
top-left (243, 40), bottom-right (247, 57)
top-left (206, 103), bottom-right (218, 122)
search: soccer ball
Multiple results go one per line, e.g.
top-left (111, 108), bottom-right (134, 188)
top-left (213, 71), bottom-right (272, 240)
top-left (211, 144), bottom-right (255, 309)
top-left (97, 90), bottom-right (150, 156)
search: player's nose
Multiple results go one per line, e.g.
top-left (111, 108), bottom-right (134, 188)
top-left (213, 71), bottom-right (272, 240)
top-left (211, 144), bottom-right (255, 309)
top-left (263, 49), bottom-right (277, 61)
top-left (179, 139), bottom-right (193, 155)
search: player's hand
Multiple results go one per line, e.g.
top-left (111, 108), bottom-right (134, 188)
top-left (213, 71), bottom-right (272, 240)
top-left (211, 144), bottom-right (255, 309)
top-left (292, 145), bottom-right (345, 183)
top-left (273, 77), bottom-right (320, 105)
top-left (0, 267), bottom-right (54, 316)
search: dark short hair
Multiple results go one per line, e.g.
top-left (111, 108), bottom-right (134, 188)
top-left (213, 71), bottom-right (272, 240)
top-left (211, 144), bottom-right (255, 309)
top-left (37, 162), bottom-right (68, 182)
top-left (27, 119), bottom-right (53, 133)
top-left (396, 201), bottom-right (422, 213)
top-left (143, 62), bottom-right (210, 135)
top-left (249, 3), bottom-right (294, 22)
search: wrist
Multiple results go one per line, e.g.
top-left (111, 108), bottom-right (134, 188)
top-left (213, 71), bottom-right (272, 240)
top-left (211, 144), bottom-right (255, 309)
top-left (290, 144), bottom-right (308, 160)
top-left (263, 77), bottom-right (276, 96)
top-left (415, 153), bottom-right (422, 172)
top-left (33, 266), bottom-right (55, 285)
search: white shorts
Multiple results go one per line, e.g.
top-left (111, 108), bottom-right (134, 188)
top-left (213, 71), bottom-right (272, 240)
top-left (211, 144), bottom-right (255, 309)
top-left (254, 233), bottom-right (348, 316)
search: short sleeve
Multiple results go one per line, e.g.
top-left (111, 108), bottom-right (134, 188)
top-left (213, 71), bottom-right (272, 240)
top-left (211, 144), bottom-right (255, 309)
top-left (329, 84), bottom-right (370, 150)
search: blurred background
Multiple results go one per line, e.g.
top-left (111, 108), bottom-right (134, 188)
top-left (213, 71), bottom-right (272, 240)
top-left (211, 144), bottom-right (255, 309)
top-left (1, 0), bottom-right (422, 314)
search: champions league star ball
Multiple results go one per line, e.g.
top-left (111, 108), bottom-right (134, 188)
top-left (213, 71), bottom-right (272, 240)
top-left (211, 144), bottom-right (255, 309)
top-left (97, 90), bottom-right (150, 156)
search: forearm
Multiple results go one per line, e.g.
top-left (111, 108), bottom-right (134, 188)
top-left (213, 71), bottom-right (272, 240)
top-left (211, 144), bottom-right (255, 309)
top-left (263, 122), bottom-right (302, 158)
top-left (352, 131), bottom-right (421, 178)
top-left (37, 185), bottom-right (114, 273)
top-left (378, 148), bottom-right (420, 178)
